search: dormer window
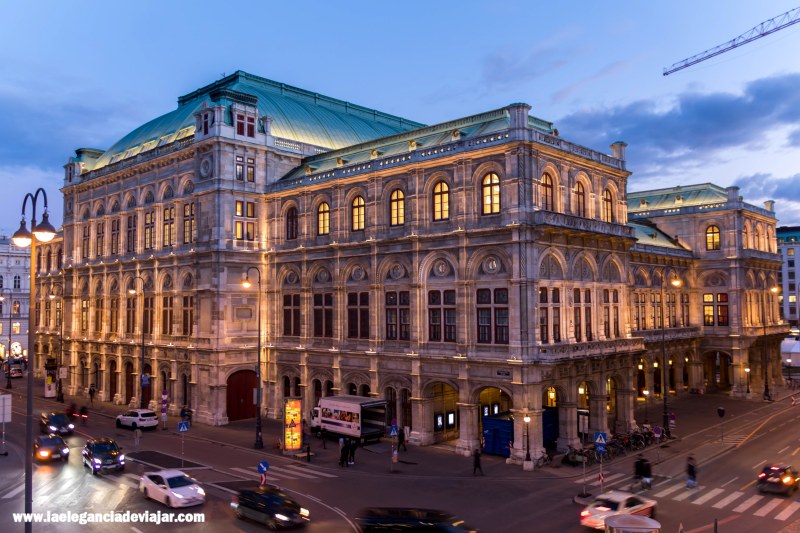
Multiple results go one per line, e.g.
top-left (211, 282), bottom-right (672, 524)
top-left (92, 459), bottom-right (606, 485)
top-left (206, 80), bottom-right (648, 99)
top-left (236, 113), bottom-right (255, 138)
top-left (639, 199), bottom-right (648, 207)
top-left (675, 195), bottom-right (684, 204)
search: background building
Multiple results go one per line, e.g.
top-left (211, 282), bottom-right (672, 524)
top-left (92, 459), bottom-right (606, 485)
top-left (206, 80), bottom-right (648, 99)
top-left (34, 71), bottom-right (785, 461)
top-left (777, 226), bottom-right (800, 326)
top-left (0, 235), bottom-right (31, 360)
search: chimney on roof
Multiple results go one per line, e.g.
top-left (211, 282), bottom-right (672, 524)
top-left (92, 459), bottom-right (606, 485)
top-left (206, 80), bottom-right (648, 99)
top-left (726, 186), bottom-right (740, 202)
top-left (610, 141), bottom-right (627, 160)
top-left (764, 200), bottom-right (775, 212)
top-left (508, 103), bottom-right (531, 132)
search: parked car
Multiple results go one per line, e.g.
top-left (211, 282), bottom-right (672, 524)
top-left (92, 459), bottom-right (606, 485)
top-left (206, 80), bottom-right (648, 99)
top-left (231, 485), bottom-right (310, 529)
top-left (82, 438), bottom-right (125, 475)
top-left (115, 409), bottom-right (159, 429)
top-left (580, 490), bottom-right (657, 530)
top-left (757, 465), bottom-right (800, 495)
top-left (354, 507), bottom-right (478, 532)
top-left (39, 412), bottom-right (74, 435)
top-left (33, 434), bottom-right (70, 462)
top-left (139, 469), bottom-right (205, 508)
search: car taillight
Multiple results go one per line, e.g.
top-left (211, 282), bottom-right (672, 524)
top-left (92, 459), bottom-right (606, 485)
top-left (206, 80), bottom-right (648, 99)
top-left (580, 510), bottom-right (590, 517)
top-left (231, 495), bottom-right (239, 505)
top-left (758, 473), bottom-right (766, 478)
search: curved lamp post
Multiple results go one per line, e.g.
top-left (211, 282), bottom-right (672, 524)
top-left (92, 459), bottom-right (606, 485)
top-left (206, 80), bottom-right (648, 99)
top-left (12, 187), bottom-right (56, 533)
top-left (48, 283), bottom-right (64, 402)
top-left (242, 267), bottom-right (264, 449)
top-left (762, 286), bottom-right (779, 401)
top-left (523, 414), bottom-right (531, 462)
top-left (661, 274), bottom-right (682, 439)
top-left (128, 276), bottom-right (148, 409)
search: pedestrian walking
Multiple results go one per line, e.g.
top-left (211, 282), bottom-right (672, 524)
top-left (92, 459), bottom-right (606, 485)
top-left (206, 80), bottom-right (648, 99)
top-left (473, 449), bottom-right (484, 476)
top-left (348, 438), bottom-right (357, 465)
top-left (642, 458), bottom-right (652, 490)
top-left (339, 440), bottom-right (349, 468)
top-left (686, 455), bottom-right (698, 489)
top-left (633, 454), bottom-right (645, 490)
top-left (398, 427), bottom-right (407, 452)
top-left (134, 427), bottom-right (142, 449)
top-left (88, 384), bottom-right (96, 406)
top-left (320, 428), bottom-right (327, 449)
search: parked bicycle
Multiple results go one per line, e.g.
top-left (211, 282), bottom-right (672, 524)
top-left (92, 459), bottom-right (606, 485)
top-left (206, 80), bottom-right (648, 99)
top-left (535, 450), bottom-right (552, 469)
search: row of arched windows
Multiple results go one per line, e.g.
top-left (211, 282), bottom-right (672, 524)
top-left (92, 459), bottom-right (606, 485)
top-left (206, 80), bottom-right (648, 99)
top-left (540, 173), bottom-right (617, 223)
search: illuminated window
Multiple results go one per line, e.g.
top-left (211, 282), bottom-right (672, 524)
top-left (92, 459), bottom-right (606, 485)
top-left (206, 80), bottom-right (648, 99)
top-left (481, 173), bottom-right (500, 215)
top-left (541, 174), bottom-right (554, 211)
top-left (246, 158), bottom-right (255, 182)
top-left (433, 181), bottom-right (449, 221)
top-left (163, 206), bottom-right (175, 247)
top-left (390, 189), bottom-right (405, 226)
top-left (574, 182), bottom-right (586, 217)
top-left (351, 196), bottom-right (365, 231)
top-left (602, 189), bottom-right (614, 222)
top-left (236, 114), bottom-right (255, 138)
top-left (235, 156), bottom-right (244, 181)
top-left (182, 203), bottom-right (195, 244)
top-left (706, 225), bottom-right (721, 251)
top-left (317, 203), bottom-right (330, 236)
top-left (143, 211), bottom-right (155, 250)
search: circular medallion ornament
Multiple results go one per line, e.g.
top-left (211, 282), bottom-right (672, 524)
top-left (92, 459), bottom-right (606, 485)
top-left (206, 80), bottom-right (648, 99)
top-left (484, 256), bottom-right (499, 274)
top-left (285, 272), bottom-right (298, 285)
top-left (390, 264), bottom-right (405, 280)
top-left (351, 266), bottom-right (365, 281)
top-left (317, 270), bottom-right (330, 283)
top-left (433, 260), bottom-right (450, 277)
top-left (199, 157), bottom-right (212, 178)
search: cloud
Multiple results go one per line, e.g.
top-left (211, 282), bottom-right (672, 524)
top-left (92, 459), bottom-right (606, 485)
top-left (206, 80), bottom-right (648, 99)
top-left (552, 59), bottom-right (632, 104)
top-left (733, 172), bottom-right (800, 226)
top-left (0, 164), bottom-right (64, 238)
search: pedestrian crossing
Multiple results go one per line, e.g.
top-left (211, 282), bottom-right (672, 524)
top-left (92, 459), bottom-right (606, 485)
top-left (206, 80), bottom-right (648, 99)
top-left (1, 471), bottom-right (141, 501)
top-left (575, 473), bottom-right (800, 521)
top-left (229, 464), bottom-right (337, 482)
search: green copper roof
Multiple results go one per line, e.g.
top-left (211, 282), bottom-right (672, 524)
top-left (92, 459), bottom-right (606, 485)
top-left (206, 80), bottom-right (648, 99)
top-left (90, 71), bottom-right (426, 171)
top-left (629, 221), bottom-right (688, 250)
top-left (627, 183), bottom-right (729, 214)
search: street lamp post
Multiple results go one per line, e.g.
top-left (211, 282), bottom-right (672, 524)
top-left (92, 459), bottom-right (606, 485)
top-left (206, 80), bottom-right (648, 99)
top-left (745, 367), bottom-right (751, 394)
top-left (12, 187), bottom-right (57, 533)
top-left (643, 389), bottom-right (649, 423)
top-left (48, 284), bottom-right (64, 402)
top-left (242, 267), bottom-right (264, 449)
top-left (661, 274), bottom-right (682, 439)
top-left (523, 414), bottom-right (531, 462)
top-left (2, 289), bottom-right (11, 389)
top-left (763, 286), bottom-right (779, 401)
top-left (128, 276), bottom-right (148, 409)
top-left (788, 358), bottom-right (793, 384)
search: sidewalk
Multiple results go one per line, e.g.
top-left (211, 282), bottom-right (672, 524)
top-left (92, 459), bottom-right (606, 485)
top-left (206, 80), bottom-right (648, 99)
top-left (5, 374), bottom-right (797, 485)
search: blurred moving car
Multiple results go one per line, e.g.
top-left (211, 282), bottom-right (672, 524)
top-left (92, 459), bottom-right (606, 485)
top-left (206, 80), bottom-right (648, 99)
top-left (82, 438), bottom-right (125, 474)
top-left (231, 485), bottom-right (310, 529)
top-left (580, 490), bottom-right (657, 530)
top-left (757, 465), bottom-right (800, 495)
top-left (354, 508), bottom-right (478, 532)
top-left (33, 435), bottom-right (70, 462)
top-left (139, 469), bottom-right (205, 508)
top-left (115, 409), bottom-right (159, 430)
top-left (39, 412), bottom-right (74, 435)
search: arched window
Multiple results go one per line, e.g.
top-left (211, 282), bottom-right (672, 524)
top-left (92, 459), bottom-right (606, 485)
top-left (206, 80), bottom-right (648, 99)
top-left (754, 227), bottom-right (761, 251)
top-left (351, 196), bottom-right (365, 231)
top-left (574, 182), bottom-right (586, 217)
top-left (481, 173), bottom-right (500, 215)
top-left (286, 207), bottom-right (298, 240)
top-left (433, 181), bottom-right (450, 221)
top-left (317, 203), bottom-right (330, 236)
top-left (742, 225), bottom-right (749, 249)
top-left (390, 189), bottom-right (405, 226)
top-left (541, 173), bottom-right (554, 211)
top-left (602, 189), bottom-right (614, 223)
top-left (706, 225), bottom-right (721, 251)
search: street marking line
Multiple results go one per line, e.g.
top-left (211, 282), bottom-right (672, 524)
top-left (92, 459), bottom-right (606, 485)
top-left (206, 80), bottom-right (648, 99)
top-left (779, 446), bottom-right (790, 454)
top-left (733, 495), bottom-right (763, 513)
top-left (738, 411), bottom-right (785, 449)
top-left (578, 472), bottom-right (626, 487)
top-left (230, 466), bottom-right (290, 480)
top-left (692, 488), bottom-right (725, 505)
top-left (753, 498), bottom-right (783, 517)
top-left (106, 487), bottom-right (128, 510)
top-left (739, 480), bottom-right (757, 491)
top-left (775, 501), bottom-right (800, 521)
top-left (280, 465), bottom-right (338, 478)
top-left (752, 460), bottom-right (767, 469)
top-left (673, 489), bottom-right (695, 502)
top-left (720, 477), bottom-right (738, 487)
top-left (2, 484), bottom-right (25, 499)
top-left (267, 466), bottom-right (320, 479)
top-left (713, 491), bottom-right (745, 509)
top-left (793, 447), bottom-right (800, 457)
top-left (655, 484), bottom-right (684, 498)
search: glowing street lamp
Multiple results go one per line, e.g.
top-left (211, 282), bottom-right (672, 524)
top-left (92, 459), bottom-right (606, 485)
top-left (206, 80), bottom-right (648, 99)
top-left (745, 367), bottom-right (751, 394)
top-left (523, 414), bottom-right (531, 462)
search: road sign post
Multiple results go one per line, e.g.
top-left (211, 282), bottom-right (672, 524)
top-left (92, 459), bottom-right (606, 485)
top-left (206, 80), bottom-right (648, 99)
top-left (594, 432), bottom-right (607, 493)
top-left (389, 425), bottom-right (398, 472)
top-left (178, 420), bottom-right (189, 467)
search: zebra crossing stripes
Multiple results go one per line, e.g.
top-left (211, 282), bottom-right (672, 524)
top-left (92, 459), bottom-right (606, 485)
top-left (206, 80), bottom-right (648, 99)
top-left (672, 488), bottom-right (694, 502)
top-left (775, 501), bottom-right (800, 521)
top-left (230, 465), bottom-right (336, 481)
top-left (733, 495), bottom-right (764, 513)
top-left (753, 497), bottom-right (784, 517)
top-left (691, 488), bottom-right (725, 505)
top-left (2, 484), bottom-right (25, 499)
top-left (655, 483), bottom-right (685, 498)
top-left (573, 472), bottom-right (626, 487)
top-left (713, 491), bottom-right (744, 508)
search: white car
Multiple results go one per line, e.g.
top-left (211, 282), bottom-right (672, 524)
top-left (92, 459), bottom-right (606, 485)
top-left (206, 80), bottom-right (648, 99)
top-left (139, 469), bottom-right (205, 508)
top-left (580, 490), bottom-right (656, 530)
top-left (116, 409), bottom-right (159, 429)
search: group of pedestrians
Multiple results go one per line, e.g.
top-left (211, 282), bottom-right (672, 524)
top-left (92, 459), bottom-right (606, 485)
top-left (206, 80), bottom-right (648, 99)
top-left (633, 454), bottom-right (652, 490)
top-left (338, 437), bottom-right (358, 467)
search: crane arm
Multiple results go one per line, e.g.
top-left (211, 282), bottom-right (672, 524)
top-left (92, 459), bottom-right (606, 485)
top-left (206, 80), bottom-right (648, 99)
top-left (663, 7), bottom-right (800, 76)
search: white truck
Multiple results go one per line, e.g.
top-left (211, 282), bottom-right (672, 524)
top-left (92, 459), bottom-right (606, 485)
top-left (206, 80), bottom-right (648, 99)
top-left (309, 395), bottom-right (387, 443)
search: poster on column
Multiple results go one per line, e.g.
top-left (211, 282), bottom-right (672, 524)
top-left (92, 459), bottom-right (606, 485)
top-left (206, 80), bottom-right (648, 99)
top-left (283, 398), bottom-right (302, 452)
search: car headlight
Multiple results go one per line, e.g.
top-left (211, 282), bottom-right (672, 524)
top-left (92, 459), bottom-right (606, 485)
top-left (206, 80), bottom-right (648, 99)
top-left (93, 458), bottom-right (102, 464)
top-left (197, 487), bottom-right (206, 496)
top-left (300, 507), bottom-right (310, 517)
top-left (38, 450), bottom-right (50, 458)
top-left (172, 492), bottom-right (185, 499)
top-left (119, 454), bottom-right (125, 461)
top-left (68, 424), bottom-right (74, 429)
top-left (62, 448), bottom-right (69, 454)
top-left (49, 425), bottom-right (57, 431)
top-left (274, 513), bottom-right (289, 522)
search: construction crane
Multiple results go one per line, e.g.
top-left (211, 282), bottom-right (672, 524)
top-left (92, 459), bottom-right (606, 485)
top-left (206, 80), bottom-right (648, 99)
top-left (663, 7), bottom-right (800, 76)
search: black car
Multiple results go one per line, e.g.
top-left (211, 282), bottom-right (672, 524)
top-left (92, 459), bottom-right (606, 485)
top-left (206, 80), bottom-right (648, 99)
top-left (354, 508), bottom-right (478, 532)
top-left (758, 465), bottom-right (799, 495)
top-left (33, 435), bottom-right (70, 462)
top-left (82, 438), bottom-right (125, 475)
top-left (40, 412), bottom-right (74, 435)
top-left (231, 485), bottom-right (310, 529)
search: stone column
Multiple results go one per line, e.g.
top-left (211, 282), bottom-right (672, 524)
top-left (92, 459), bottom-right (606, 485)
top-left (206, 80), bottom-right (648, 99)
top-left (589, 393), bottom-right (608, 436)
top-left (409, 397), bottom-right (433, 446)
top-left (456, 403), bottom-right (481, 457)
top-left (557, 401), bottom-right (580, 452)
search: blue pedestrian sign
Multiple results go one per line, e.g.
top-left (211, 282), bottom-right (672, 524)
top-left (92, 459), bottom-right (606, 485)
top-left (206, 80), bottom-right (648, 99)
top-left (258, 461), bottom-right (270, 473)
top-left (594, 432), bottom-right (607, 445)
top-left (178, 421), bottom-right (189, 433)
top-left (596, 443), bottom-right (606, 454)
top-left (389, 425), bottom-right (398, 438)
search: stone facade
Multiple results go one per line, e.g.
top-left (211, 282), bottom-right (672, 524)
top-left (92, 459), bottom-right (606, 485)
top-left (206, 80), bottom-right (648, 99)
top-left (32, 72), bottom-right (785, 462)
top-left (0, 236), bottom-right (32, 359)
